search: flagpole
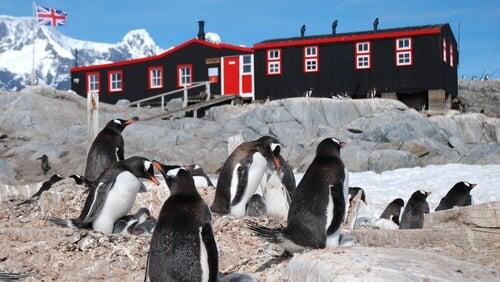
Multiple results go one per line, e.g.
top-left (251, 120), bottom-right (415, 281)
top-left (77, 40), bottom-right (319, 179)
top-left (31, 1), bottom-right (36, 86)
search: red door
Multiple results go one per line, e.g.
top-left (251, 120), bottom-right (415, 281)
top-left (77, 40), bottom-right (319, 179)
top-left (223, 56), bottom-right (240, 95)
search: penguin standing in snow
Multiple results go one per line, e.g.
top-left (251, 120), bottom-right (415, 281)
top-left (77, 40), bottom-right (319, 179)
top-left (211, 136), bottom-right (282, 216)
top-left (379, 198), bottom-right (405, 225)
top-left (49, 157), bottom-right (159, 234)
top-left (400, 190), bottom-right (431, 229)
top-left (84, 117), bottom-right (138, 183)
top-left (247, 137), bottom-right (349, 252)
top-left (435, 181), bottom-right (476, 211)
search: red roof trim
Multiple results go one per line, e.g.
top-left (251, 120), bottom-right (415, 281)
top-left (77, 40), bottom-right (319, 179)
top-left (71, 38), bottom-right (253, 72)
top-left (254, 27), bottom-right (441, 49)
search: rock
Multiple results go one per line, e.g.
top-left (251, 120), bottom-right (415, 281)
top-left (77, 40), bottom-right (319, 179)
top-left (368, 150), bottom-right (420, 173)
top-left (447, 136), bottom-right (466, 155)
top-left (401, 140), bottom-right (432, 157)
top-left (458, 80), bottom-right (500, 117)
top-left (342, 145), bottom-right (369, 171)
top-left (115, 99), bottom-right (130, 107)
top-left (287, 247), bottom-right (499, 281)
top-left (0, 159), bottom-right (17, 185)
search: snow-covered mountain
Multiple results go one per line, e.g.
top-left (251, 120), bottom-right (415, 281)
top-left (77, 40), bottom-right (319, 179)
top-left (0, 15), bottom-right (162, 91)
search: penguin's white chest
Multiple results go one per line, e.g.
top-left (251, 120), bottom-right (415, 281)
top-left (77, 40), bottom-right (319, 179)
top-left (264, 172), bottom-right (290, 218)
top-left (93, 172), bottom-right (141, 233)
top-left (199, 227), bottom-right (209, 282)
top-left (325, 190), bottom-right (334, 232)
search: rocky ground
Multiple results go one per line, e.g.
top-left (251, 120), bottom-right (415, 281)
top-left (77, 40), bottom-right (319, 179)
top-left (0, 180), bottom-right (498, 281)
top-left (0, 83), bottom-right (499, 185)
top-left (457, 79), bottom-right (500, 117)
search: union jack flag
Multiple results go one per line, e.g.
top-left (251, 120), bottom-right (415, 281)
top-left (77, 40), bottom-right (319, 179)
top-left (36, 5), bottom-right (67, 27)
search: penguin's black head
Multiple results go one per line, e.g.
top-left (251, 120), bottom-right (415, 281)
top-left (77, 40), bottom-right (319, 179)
top-left (456, 181), bottom-right (477, 192)
top-left (256, 136), bottom-right (282, 171)
top-left (124, 156), bottom-right (160, 185)
top-left (316, 137), bottom-right (345, 157)
top-left (412, 190), bottom-right (432, 200)
top-left (392, 198), bottom-right (405, 207)
top-left (105, 117), bottom-right (139, 133)
top-left (50, 174), bottom-right (64, 182)
top-left (348, 187), bottom-right (367, 204)
top-left (37, 154), bottom-right (48, 161)
top-left (153, 161), bottom-right (198, 196)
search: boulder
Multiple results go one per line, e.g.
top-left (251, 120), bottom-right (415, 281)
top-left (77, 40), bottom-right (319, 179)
top-left (342, 145), bottom-right (370, 171)
top-left (368, 150), bottom-right (420, 173)
top-left (0, 159), bottom-right (17, 185)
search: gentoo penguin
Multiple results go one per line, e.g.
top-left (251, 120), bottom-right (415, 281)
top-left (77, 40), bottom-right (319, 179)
top-left (262, 169), bottom-right (292, 218)
top-left (379, 198), bottom-right (405, 225)
top-left (211, 136), bottom-right (282, 216)
top-left (132, 216), bottom-right (157, 235)
top-left (276, 154), bottom-right (296, 197)
top-left (48, 156), bottom-right (159, 234)
top-left (17, 174), bottom-right (64, 206)
top-left (37, 154), bottom-right (51, 175)
top-left (187, 164), bottom-right (214, 187)
top-left (147, 162), bottom-right (219, 282)
top-left (84, 117), bottom-right (138, 183)
top-left (112, 207), bottom-right (151, 234)
top-left (69, 174), bottom-right (89, 186)
top-left (400, 190), bottom-right (431, 229)
top-left (246, 194), bottom-right (267, 217)
top-left (247, 137), bottom-right (348, 252)
top-left (435, 181), bottom-right (477, 211)
top-left (348, 187), bottom-right (367, 205)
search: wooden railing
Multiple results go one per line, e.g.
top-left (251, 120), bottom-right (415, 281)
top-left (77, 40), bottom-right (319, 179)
top-left (128, 81), bottom-right (212, 110)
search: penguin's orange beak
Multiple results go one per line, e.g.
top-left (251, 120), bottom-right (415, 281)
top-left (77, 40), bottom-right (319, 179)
top-left (149, 175), bottom-right (160, 185)
top-left (470, 183), bottom-right (477, 189)
top-left (125, 117), bottom-right (138, 125)
top-left (426, 191), bottom-right (432, 196)
top-left (153, 161), bottom-right (164, 173)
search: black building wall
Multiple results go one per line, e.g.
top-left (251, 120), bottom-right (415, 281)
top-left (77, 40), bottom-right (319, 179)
top-left (71, 42), bottom-right (250, 104)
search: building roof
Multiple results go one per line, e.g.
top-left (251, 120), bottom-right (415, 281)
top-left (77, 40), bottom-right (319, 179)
top-left (254, 24), bottom-right (447, 49)
top-left (71, 38), bottom-right (253, 72)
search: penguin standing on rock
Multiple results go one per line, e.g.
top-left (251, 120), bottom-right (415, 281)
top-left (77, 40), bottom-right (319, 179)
top-left (84, 117), bottom-right (138, 183)
top-left (148, 162), bottom-right (255, 282)
top-left (380, 198), bottom-right (405, 225)
top-left (211, 136), bottom-right (282, 216)
top-left (17, 174), bottom-right (65, 206)
top-left (247, 138), bottom-right (350, 252)
top-left (435, 181), bottom-right (476, 211)
top-left (37, 154), bottom-right (51, 175)
top-left (48, 157), bottom-right (159, 234)
top-left (400, 190), bottom-right (431, 229)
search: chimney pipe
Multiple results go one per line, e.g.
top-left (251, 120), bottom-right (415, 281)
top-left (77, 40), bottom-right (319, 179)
top-left (332, 20), bottom-right (338, 34)
top-left (198, 20), bottom-right (205, 40)
top-left (373, 18), bottom-right (379, 31)
top-left (300, 25), bottom-right (306, 38)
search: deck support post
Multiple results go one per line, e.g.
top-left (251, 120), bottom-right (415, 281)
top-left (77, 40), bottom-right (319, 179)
top-left (87, 91), bottom-right (99, 153)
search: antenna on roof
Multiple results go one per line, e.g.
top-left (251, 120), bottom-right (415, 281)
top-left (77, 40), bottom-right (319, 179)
top-left (373, 17), bottom-right (379, 31)
top-left (332, 20), bottom-right (338, 34)
top-left (74, 48), bottom-right (78, 67)
top-left (300, 25), bottom-right (306, 38)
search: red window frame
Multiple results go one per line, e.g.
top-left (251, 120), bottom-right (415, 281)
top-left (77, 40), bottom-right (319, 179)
top-left (303, 46), bottom-right (319, 73)
top-left (266, 49), bottom-right (281, 76)
top-left (108, 70), bottom-right (123, 93)
top-left (86, 72), bottom-right (100, 93)
top-left (148, 66), bottom-right (163, 89)
top-left (177, 64), bottom-right (193, 88)
top-left (395, 38), bottom-right (413, 67)
top-left (355, 42), bottom-right (371, 70)
top-left (443, 39), bottom-right (447, 63)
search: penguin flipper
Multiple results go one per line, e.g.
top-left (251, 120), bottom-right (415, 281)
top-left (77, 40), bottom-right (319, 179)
top-left (79, 180), bottom-right (114, 224)
top-left (201, 223), bottom-right (219, 282)
top-left (47, 217), bottom-right (90, 229)
top-left (245, 220), bottom-right (287, 244)
top-left (327, 183), bottom-right (346, 236)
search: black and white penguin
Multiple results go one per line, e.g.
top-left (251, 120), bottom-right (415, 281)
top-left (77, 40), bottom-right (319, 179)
top-left (246, 194), bottom-right (267, 217)
top-left (132, 216), bottom-right (157, 235)
top-left (17, 174), bottom-right (64, 206)
top-left (211, 136), bottom-right (282, 216)
top-left (187, 164), bottom-right (214, 187)
top-left (247, 137), bottom-right (348, 252)
top-left (68, 174), bottom-right (89, 186)
top-left (84, 117), bottom-right (138, 183)
top-left (348, 187), bottom-right (367, 205)
top-left (147, 162), bottom-right (218, 282)
top-left (435, 181), bottom-right (476, 211)
top-left (400, 190), bottom-right (431, 229)
top-left (48, 156), bottom-right (159, 234)
top-left (112, 207), bottom-right (151, 234)
top-left (37, 154), bottom-right (51, 175)
top-left (379, 198), bottom-right (405, 225)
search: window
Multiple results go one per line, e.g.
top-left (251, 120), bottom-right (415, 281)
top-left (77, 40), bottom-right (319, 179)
top-left (148, 66), bottom-right (163, 89)
top-left (242, 55), bottom-right (252, 74)
top-left (396, 38), bottom-right (412, 66)
top-left (449, 44), bottom-right (454, 67)
top-left (304, 46), bottom-right (319, 72)
top-left (443, 39), bottom-right (447, 63)
top-left (86, 72), bottom-right (99, 93)
top-left (266, 49), bottom-right (281, 75)
top-left (108, 70), bottom-right (123, 92)
top-left (177, 64), bottom-right (192, 87)
top-left (355, 42), bottom-right (370, 69)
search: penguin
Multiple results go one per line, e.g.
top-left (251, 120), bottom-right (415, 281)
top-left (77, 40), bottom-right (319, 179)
top-left (262, 169), bottom-right (292, 218)
top-left (348, 187), bottom-right (367, 205)
top-left (246, 194), bottom-right (267, 217)
top-left (247, 137), bottom-right (348, 252)
top-left (400, 190), bottom-right (431, 229)
top-left (211, 136), bottom-right (282, 216)
top-left (147, 162), bottom-right (219, 282)
top-left (276, 154), bottom-right (296, 197)
top-left (379, 198), bottom-right (405, 225)
top-left (131, 216), bottom-right (157, 235)
top-left (435, 181), bottom-right (477, 211)
top-left (17, 174), bottom-right (65, 206)
top-left (48, 156), bottom-right (159, 234)
top-left (69, 174), bottom-right (89, 186)
top-left (37, 154), bottom-right (51, 175)
top-left (112, 207), bottom-right (151, 234)
top-left (187, 164), bottom-right (214, 187)
top-left (84, 117), bottom-right (138, 183)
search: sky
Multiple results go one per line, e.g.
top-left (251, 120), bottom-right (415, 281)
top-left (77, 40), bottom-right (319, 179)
top-left (2, 0), bottom-right (500, 78)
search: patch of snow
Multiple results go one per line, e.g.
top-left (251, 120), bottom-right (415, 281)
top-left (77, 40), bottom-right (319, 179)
top-left (205, 32), bottom-right (221, 44)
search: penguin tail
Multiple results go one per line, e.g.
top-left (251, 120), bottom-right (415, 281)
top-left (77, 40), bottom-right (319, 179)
top-left (245, 220), bottom-right (287, 244)
top-left (17, 199), bottom-right (35, 206)
top-left (47, 217), bottom-right (87, 229)
top-left (0, 271), bottom-right (31, 280)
